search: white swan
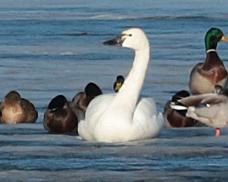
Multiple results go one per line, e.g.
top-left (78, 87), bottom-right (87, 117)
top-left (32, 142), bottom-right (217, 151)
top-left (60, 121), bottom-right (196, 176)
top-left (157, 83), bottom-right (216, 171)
top-left (78, 28), bottom-right (164, 143)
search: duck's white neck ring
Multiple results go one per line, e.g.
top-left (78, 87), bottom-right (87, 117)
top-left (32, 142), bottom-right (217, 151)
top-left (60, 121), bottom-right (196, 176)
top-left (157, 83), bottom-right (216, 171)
top-left (206, 49), bottom-right (216, 53)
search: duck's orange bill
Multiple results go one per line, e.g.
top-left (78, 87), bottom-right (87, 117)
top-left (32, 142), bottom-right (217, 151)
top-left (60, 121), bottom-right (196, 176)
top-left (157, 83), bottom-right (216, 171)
top-left (221, 36), bottom-right (228, 42)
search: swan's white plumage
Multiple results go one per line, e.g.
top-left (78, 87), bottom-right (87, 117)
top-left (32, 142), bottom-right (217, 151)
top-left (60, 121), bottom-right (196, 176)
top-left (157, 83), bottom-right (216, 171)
top-left (78, 28), bottom-right (164, 143)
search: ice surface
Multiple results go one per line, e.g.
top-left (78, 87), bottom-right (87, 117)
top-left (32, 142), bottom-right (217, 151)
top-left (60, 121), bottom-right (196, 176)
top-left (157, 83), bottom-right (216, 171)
top-left (0, 124), bottom-right (228, 181)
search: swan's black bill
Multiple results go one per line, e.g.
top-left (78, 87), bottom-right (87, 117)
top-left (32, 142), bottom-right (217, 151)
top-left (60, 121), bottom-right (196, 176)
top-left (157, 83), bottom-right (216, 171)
top-left (103, 36), bottom-right (123, 46)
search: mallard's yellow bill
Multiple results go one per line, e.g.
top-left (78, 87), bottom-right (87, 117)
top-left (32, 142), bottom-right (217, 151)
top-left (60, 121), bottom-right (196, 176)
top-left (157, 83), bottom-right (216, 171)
top-left (221, 36), bottom-right (228, 42)
top-left (115, 83), bottom-right (123, 92)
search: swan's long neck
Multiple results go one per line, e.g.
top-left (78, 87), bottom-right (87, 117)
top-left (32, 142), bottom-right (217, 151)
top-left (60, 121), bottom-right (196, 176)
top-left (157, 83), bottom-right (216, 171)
top-left (112, 47), bottom-right (150, 112)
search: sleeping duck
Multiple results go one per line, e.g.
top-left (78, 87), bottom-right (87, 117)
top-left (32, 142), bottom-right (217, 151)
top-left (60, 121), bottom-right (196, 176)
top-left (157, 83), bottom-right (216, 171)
top-left (164, 90), bottom-right (199, 128)
top-left (43, 95), bottom-right (78, 134)
top-left (0, 90), bottom-right (38, 124)
top-left (189, 27), bottom-right (228, 95)
top-left (170, 86), bottom-right (228, 136)
top-left (71, 82), bottom-right (102, 121)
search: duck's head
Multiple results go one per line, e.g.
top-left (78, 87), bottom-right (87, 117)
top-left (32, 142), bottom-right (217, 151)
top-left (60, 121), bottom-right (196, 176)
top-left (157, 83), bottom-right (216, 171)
top-left (48, 95), bottom-right (67, 112)
top-left (5, 90), bottom-right (21, 101)
top-left (113, 75), bottom-right (125, 92)
top-left (103, 28), bottom-right (149, 51)
top-left (205, 27), bottom-right (228, 51)
top-left (171, 90), bottom-right (190, 102)
top-left (84, 82), bottom-right (102, 98)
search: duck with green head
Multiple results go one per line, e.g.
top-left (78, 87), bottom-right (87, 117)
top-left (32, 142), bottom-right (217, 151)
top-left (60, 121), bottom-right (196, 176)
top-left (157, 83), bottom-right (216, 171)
top-left (189, 27), bottom-right (228, 95)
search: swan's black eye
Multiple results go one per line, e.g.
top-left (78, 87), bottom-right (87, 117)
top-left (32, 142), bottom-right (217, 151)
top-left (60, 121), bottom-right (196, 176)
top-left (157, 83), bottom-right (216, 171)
top-left (129, 34), bottom-right (132, 37)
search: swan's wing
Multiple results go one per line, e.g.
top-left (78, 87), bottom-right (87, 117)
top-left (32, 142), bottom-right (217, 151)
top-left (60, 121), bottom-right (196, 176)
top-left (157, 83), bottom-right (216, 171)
top-left (132, 98), bottom-right (164, 139)
top-left (78, 94), bottom-right (115, 141)
top-left (85, 94), bottom-right (114, 122)
top-left (135, 97), bottom-right (157, 117)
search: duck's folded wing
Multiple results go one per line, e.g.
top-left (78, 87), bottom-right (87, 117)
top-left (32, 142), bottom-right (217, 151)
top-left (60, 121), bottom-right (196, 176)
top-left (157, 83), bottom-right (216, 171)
top-left (178, 93), bottom-right (219, 106)
top-left (200, 95), bottom-right (227, 105)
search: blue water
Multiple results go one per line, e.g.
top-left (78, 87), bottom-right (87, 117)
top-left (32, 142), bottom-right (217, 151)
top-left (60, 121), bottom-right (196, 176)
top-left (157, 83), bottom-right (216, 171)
top-left (1, 0), bottom-right (228, 115)
top-left (0, 0), bottom-right (228, 181)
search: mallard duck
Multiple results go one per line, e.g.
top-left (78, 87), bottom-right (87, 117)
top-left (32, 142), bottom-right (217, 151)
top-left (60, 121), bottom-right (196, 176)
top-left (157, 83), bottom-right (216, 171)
top-left (71, 82), bottom-right (102, 121)
top-left (43, 95), bottom-right (78, 134)
top-left (113, 75), bottom-right (125, 92)
top-left (170, 87), bottom-right (228, 136)
top-left (78, 28), bottom-right (164, 143)
top-left (0, 90), bottom-right (38, 124)
top-left (189, 27), bottom-right (228, 95)
top-left (164, 90), bottom-right (198, 127)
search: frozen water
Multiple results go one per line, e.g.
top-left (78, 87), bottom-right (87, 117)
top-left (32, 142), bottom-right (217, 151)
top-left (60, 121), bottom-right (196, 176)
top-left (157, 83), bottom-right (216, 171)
top-left (0, 124), bottom-right (228, 181)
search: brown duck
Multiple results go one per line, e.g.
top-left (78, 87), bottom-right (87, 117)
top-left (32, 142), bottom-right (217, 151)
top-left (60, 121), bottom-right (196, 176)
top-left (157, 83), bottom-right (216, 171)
top-left (71, 82), bottom-right (102, 121)
top-left (189, 27), bottom-right (228, 95)
top-left (43, 95), bottom-right (78, 134)
top-left (0, 90), bottom-right (38, 124)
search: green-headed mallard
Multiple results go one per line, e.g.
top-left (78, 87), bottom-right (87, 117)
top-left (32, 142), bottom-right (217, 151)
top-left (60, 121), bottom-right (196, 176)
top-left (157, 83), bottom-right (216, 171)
top-left (189, 27), bottom-right (228, 95)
